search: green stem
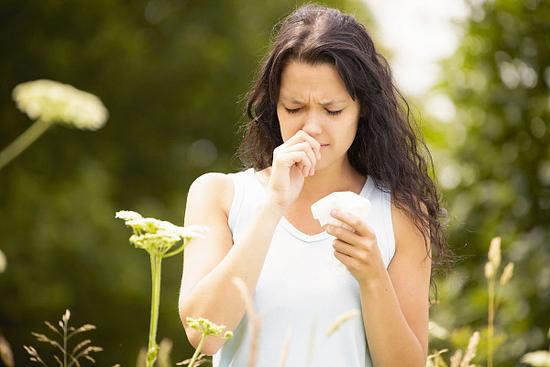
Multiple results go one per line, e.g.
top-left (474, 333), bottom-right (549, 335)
top-left (146, 254), bottom-right (163, 367)
top-left (163, 242), bottom-right (185, 258)
top-left (0, 118), bottom-right (52, 171)
top-left (188, 333), bottom-right (206, 367)
top-left (488, 277), bottom-right (495, 367)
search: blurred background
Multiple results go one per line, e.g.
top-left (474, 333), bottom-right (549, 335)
top-left (0, 0), bottom-right (548, 366)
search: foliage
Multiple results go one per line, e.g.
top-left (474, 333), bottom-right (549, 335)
top-left (23, 309), bottom-right (115, 367)
top-left (0, 1), bottom-right (367, 365)
top-left (425, 0), bottom-right (550, 365)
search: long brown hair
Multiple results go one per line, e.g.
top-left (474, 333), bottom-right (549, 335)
top-left (236, 3), bottom-right (455, 302)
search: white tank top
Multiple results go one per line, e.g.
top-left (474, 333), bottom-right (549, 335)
top-left (212, 167), bottom-right (396, 367)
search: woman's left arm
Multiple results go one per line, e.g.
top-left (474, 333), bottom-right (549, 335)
top-left (326, 202), bottom-right (431, 367)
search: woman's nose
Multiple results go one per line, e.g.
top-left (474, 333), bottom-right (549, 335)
top-left (302, 113), bottom-right (323, 135)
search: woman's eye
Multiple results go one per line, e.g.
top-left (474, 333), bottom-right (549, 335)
top-left (327, 109), bottom-right (343, 116)
top-left (285, 107), bottom-right (300, 114)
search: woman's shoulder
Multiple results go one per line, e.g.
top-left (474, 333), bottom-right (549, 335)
top-left (188, 171), bottom-right (234, 217)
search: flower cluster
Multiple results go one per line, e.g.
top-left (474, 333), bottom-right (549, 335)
top-left (12, 79), bottom-right (108, 130)
top-left (185, 317), bottom-right (234, 340)
top-left (115, 210), bottom-right (209, 257)
top-left (484, 236), bottom-right (514, 284)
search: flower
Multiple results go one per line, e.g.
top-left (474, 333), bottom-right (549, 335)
top-left (115, 210), bottom-right (209, 256)
top-left (521, 351), bottom-right (550, 366)
top-left (499, 262), bottom-right (514, 286)
top-left (115, 210), bottom-right (143, 221)
top-left (0, 249), bottom-right (6, 273)
top-left (488, 236), bottom-right (501, 269)
top-left (12, 79), bottom-right (108, 130)
top-left (185, 317), bottom-right (233, 339)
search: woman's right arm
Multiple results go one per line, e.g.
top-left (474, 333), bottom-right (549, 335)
top-left (179, 130), bottom-right (322, 355)
top-left (178, 172), bottom-right (285, 356)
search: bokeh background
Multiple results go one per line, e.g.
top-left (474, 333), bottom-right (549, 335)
top-left (1, 0), bottom-right (548, 366)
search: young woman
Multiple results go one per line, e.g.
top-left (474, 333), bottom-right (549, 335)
top-left (179, 4), bottom-right (452, 366)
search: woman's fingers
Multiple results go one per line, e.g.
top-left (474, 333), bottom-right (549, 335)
top-left (286, 142), bottom-right (317, 176)
top-left (284, 130), bottom-right (322, 161)
top-left (284, 151), bottom-right (311, 175)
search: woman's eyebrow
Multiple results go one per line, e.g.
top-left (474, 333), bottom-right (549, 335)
top-left (282, 97), bottom-right (347, 106)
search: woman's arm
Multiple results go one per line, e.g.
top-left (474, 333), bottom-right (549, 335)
top-left (358, 201), bottom-right (431, 367)
top-left (178, 172), bottom-right (284, 356)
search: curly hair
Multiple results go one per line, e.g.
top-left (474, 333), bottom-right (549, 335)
top-left (236, 3), bottom-right (455, 303)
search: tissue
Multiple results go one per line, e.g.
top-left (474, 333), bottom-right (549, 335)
top-left (310, 191), bottom-right (372, 275)
top-left (310, 191), bottom-right (372, 231)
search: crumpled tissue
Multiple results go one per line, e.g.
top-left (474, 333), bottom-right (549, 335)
top-left (310, 191), bottom-right (372, 275)
top-left (311, 191), bottom-right (372, 231)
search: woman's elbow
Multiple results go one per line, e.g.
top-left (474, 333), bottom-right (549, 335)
top-left (178, 304), bottom-right (224, 356)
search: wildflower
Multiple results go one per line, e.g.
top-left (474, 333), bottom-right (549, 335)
top-left (428, 320), bottom-right (450, 339)
top-left (12, 79), bottom-right (108, 130)
top-left (484, 262), bottom-right (495, 279)
top-left (488, 236), bottom-right (501, 269)
top-left (499, 262), bottom-right (514, 286)
top-left (116, 210), bottom-right (210, 367)
top-left (0, 249), bottom-right (6, 273)
top-left (115, 210), bottom-right (209, 256)
top-left (185, 317), bottom-right (233, 339)
top-left (520, 351), bottom-right (550, 366)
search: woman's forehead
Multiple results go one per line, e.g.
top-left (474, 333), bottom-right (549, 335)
top-left (279, 61), bottom-right (350, 98)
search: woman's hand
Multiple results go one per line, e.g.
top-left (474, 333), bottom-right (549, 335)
top-left (324, 209), bottom-right (386, 286)
top-left (266, 130), bottom-right (321, 210)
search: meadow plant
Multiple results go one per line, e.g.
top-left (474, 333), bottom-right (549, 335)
top-left (520, 327), bottom-right (550, 366)
top-left (116, 210), bottom-right (209, 367)
top-left (22, 309), bottom-right (117, 367)
top-left (0, 331), bottom-right (14, 367)
top-left (426, 235), bottom-right (517, 367)
top-left (0, 249), bottom-right (6, 273)
top-left (0, 79), bottom-right (108, 171)
top-left (177, 318), bottom-right (233, 367)
top-left (484, 237), bottom-right (514, 367)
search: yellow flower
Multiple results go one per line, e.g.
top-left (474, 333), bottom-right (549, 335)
top-left (12, 79), bottom-right (108, 130)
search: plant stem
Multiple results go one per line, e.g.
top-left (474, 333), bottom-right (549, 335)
top-left (488, 277), bottom-right (495, 367)
top-left (0, 118), bottom-right (52, 171)
top-left (146, 254), bottom-right (163, 367)
top-left (64, 318), bottom-right (67, 367)
top-left (188, 333), bottom-right (206, 367)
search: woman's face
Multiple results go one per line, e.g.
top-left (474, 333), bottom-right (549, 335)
top-left (276, 60), bottom-right (361, 171)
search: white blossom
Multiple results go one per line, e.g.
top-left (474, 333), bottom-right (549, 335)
top-left (12, 79), bottom-right (108, 130)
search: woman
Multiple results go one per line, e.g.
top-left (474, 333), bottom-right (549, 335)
top-left (179, 4), bottom-right (453, 366)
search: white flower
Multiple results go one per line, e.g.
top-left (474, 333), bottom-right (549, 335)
top-left (12, 79), bottom-right (108, 130)
top-left (0, 249), bottom-right (6, 273)
top-left (115, 210), bottom-right (143, 221)
top-left (116, 209), bottom-right (210, 256)
top-left (521, 351), bottom-right (550, 366)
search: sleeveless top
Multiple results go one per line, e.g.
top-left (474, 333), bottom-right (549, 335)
top-left (212, 168), bottom-right (396, 367)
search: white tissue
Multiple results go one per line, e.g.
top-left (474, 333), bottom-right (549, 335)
top-left (310, 191), bottom-right (372, 231)
top-left (310, 191), bottom-right (372, 276)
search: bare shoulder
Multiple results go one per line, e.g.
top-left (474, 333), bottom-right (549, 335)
top-left (186, 172), bottom-right (234, 219)
top-left (390, 197), bottom-right (430, 256)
